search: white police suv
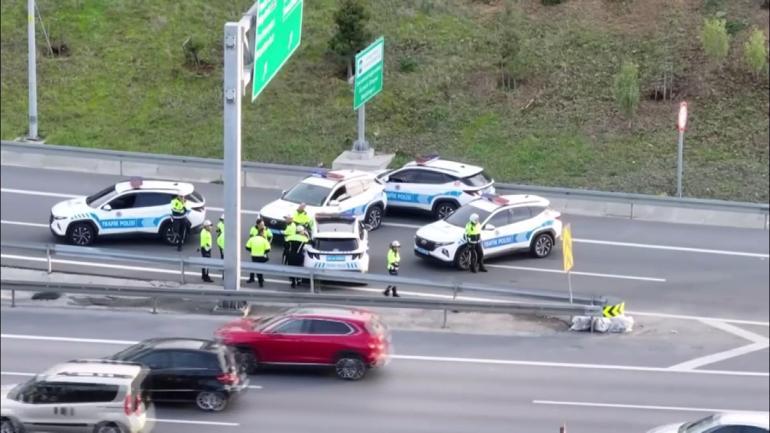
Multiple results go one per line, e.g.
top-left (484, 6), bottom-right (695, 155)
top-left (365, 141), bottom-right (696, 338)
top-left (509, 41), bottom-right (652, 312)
top-left (414, 194), bottom-right (562, 270)
top-left (260, 169), bottom-right (387, 236)
top-left (377, 155), bottom-right (495, 219)
top-left (49, 178), bottom-right (206, 246)
top-left (304, 215), bottom-right (370, 273)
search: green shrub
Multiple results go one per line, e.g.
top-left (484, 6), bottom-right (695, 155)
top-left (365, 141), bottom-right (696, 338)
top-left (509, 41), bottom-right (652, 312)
top-left (542, 0), bottom-right (565, 5)
top-left (399, 57), bottom-right (418, 73)
top-left (743, 28), bottom-right (769, 78)
top-left (614, 61), bottom-right (640, 120)
top-left (700, 17), bottom-right (730, 67)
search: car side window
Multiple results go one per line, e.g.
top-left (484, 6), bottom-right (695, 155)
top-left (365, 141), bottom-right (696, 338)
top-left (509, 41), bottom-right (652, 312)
top-left (509, 207), bottom-right (532, 224)
top-left (387, 169), bottom-right (413, 183)
top-left (271, 319), bottom-right (308, 334)
top-left (65, 383), bottom-right (119, 403)
top-left (330, 186), bottom-right (348, 202)
top-left (412, 170), bottom-right (451, 185)
top-left (23, 382), bottom-right (66, 404)
top-left (137, 351), bottom-right (173, 369)
top-left (134, 192), bottom-right (174, 208)
top-left (170, 351), bottom-right (220, 370)
top-left (485, 211), bottom-right (509, 229)
top-left (528, 206), bottom-right (547, 218)
top-left (309, 319), bottom-right (353, 335)
top-left (107, 193), bottom-right (137, 210)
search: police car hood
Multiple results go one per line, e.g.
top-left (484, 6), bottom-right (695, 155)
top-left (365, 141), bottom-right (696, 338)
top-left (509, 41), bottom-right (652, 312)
top-left (260, 199), bottom-right (340, 221)
top-left (416, 219), bottom-right (464, 242)
top-left (51, 196), bottom-right (88, 218)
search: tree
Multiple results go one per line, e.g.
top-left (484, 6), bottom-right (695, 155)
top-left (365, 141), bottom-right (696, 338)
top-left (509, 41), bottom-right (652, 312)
top-left (743, 28), bottom-right (768, 79)
top-left (328, 0), bottom-right (372, 79)
top-left (613, 61), bottom-right (640, 121)
top-left (700, 18), bottom-right (730, 68)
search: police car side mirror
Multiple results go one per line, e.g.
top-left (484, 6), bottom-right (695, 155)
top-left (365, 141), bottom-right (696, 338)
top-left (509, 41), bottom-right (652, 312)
top-left (102, 204), bottom-right (112, 212)
top-left (281, 190), bottom-right (287, 197)
top-left (484, 224), bottom-right (495, 231)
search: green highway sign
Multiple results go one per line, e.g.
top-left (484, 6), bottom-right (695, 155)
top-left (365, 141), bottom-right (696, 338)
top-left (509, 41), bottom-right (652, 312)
top-left (252, 0), bottom-right (303, 101)
top-left (353, 37), bottom-right (384, 110)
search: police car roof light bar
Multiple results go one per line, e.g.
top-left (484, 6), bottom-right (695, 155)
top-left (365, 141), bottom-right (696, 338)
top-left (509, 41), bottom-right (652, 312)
top-left (416, 153), bottom-right (440, 165)
top-left (128, 177), bottom-right (143, 189)
top-left (481, 193), bottom-right (509, 205)
top-left (326, 171), bottom-right (346, 180)
top-left (311, 168), bottom-right (329, 178)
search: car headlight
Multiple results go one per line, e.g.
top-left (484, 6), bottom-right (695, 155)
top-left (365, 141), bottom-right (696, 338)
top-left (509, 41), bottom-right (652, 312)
top-left (434, 241), bottom-right (454, 247)
top-left (53, 215), bottom-right (68, 220)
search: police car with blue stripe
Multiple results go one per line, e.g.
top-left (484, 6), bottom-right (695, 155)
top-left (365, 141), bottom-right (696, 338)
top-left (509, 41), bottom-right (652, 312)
top-left (414, 194), bottom-right (562, 270)
top-left (49, 178), bottom-right (206, 246)
top-left (377, 155), bottom-right (496, 219)
top-left (303, 215), bottom-right (370, 273)
top-left (260, 169), bottom-right (387, 237)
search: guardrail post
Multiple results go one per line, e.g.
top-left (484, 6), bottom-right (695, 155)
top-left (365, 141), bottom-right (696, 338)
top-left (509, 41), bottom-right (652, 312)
top-left (46, 246), bottom-right (52, 274)
top-left (11, 289), bottom-right (16, 307)
top-left (151, 297), bottom-right (158, 314)
top-left (309, 272), bottom-right (315, 294)
top-left (179, 259), bottom-right (186, 284)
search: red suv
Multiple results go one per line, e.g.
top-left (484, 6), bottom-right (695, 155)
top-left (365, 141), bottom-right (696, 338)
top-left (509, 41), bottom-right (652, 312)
top-left (215, 306), bottom-right (391, 381)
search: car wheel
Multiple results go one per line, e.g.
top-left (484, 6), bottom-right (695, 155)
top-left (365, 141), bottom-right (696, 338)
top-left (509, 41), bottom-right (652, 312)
top-left (530, 232), bottom-right (554, 258)
top-left (93, 422), bottom-right (124, 433)
top-left (1, 418), bottom-right (20, 433)
top-left (195, 391), bottom-right (228, 412)
top-left (364, 204), bottom-right (384, 230)
top-left (335, 356), bottom-right (367, 381)
top-left (67, 222), bottom-right (95, 246)
top-left (453, 246), bottom-right (472, 271)
top-left (160, 221), bottom-right (178, 245)
top-left (433, 201), bottom-right (458, 220)
top-left (237, 348), bottom-right (259, 375)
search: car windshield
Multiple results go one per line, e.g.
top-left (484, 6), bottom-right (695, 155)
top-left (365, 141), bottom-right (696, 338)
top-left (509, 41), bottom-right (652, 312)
top-left (6, 376), bottom-right (38, 401)
top-left (444, 202), bottom-right (492, 227)
top-left (110, 344), bottom-right (148, 361)
top-left (313, 238), bottom-right (359, 252)
top-left (462, 171), bottom-right (492, 187)
top-left (283, 183), bottom-right (331, 206)
top-left (86, 185), bottom-right (117, 207)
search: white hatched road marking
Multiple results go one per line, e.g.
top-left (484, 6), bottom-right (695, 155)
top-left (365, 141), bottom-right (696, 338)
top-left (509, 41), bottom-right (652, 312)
top-left (531, 400), bottom-right (769, 414)
top-left (668, 319), bottom-right (770, 371)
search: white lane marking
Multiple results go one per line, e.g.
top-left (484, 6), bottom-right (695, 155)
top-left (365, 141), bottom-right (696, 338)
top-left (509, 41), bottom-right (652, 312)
top-left (630, 311), bottom-right (769, 327)
top-left (701, 319), bottom-right (770, 345)
top-left (148, 418), bottom-right (240, 427)
top-left (3, 334), bottom-right (767, 377)
top-left (574, 238), bottom-right (770, 259)
top-left (382, 222), bottom-right (421, 229)
top-left (0, 220), bottom-right (49, 228)
top-left (531, 400), bottom-right (768, 414)
top-left (668, 320), bottom-right (770, 371)
top-left (0, 188), bottom-right (78, 199)
top-left (486, 264), bottom-right (666, 282)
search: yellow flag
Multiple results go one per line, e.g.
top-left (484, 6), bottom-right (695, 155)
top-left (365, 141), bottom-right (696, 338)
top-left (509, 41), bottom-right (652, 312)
top-left (563, 224), bottom-right (573, 272)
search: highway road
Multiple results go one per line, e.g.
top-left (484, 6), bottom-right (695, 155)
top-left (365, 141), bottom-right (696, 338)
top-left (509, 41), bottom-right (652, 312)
top-left (2, 165), bottom-right (769, 322)
top-left (1, 306), bottom-right (768, 433)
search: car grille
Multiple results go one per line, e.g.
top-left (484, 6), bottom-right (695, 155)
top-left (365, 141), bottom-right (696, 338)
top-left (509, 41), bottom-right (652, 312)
top-left (414, 236), bottom-right (437, 251)
top-left (265, 218), bottom-right (286, 231)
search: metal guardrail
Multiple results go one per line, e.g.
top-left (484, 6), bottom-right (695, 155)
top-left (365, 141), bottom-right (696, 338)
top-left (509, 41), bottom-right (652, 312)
top-left (1, 241), bottom-right (605, 307)
top-left (3, 140), bottom-right (767, 211)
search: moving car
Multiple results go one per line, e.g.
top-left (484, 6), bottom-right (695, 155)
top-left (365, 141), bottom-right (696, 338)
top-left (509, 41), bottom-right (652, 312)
top-left (49, 177), bottom-right (206, 246)
top-left (107, 338), bottom-right (247, 412)
top-left (377, 154), bottom-right (495, 219)
top-left (304, 215), bottom-right (370, 273)
top-left (414, 194), bottom-right (562, 270)
top-left (216, 305), bottom-right (391, 381)
top-left (646, 412), bottom-right (769, 433)
top-left (259, 169), bottom-right (387, 236)
top-left (1, 359), bottom-right (152, 433)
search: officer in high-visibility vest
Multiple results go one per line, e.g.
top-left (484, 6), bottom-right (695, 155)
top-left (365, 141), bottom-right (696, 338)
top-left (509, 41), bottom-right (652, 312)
top-left (198, 220), bottom-right (214, 282)
top-left (250, 218), bottom-right (273, 245)
top-left (216, 214), bottom-right (225, 259)
top-left (383, 240), bottom-right (401, 297)
top-left (464, 213), bottom-right (487, 273)
top-left (283, 214), bottom-right (296, 237)
top-left (292, 203), bottom-right (315, 236)
top-left (170, 194), bottom-right (188, 251)
top-left (284, 225), bottom-right (309, 288)
top-left (245, 227), bottom-right (271, 287)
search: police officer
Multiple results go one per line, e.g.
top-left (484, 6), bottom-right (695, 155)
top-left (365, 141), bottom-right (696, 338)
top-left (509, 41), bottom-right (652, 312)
top-left (198, 220), bottom-right (214, 282)
top-left (292, 203), bottom-right (314, 236)
top-left (284, 225), bottom-right (309, 288)
top-left (245, 228), bottom-right (271, 287)
top-left (216, 214), bottom-right (225, 259)
top-left (169, 194), bottom-right (188, 251)
top-left (383, 241), bottom-right (401, 297)
top-left (250, 217), bottom-right (273, 245)
top-left (465, 213), bottom-right (487, 273)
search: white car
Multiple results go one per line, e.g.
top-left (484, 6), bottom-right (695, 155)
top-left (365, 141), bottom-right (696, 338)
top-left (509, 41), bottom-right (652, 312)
top-left (647, 412), bottom-right (769, 433)
top-left (260, 169), bottom-right (387, 237)
top-left (377, 155), bottom-right (495, 219)
top-left (304, 215), bottom-right (370, 273)
top-left (49, 178), bottom-right (206, 246)
top-left (1, 359), bottom-right (154, 433)
top-left (414, 194), bottom-right (562, 270)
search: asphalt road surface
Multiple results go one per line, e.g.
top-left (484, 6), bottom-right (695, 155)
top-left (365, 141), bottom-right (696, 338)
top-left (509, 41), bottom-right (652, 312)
top-left (2, 306), bottom-right (768, 433)
top-left (2, 165), bottom-right (768, 322)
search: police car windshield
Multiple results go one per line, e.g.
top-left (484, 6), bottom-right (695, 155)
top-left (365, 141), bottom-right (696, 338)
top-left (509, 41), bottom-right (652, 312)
top-left (313, 238), bottom-right (358, 252)
top-left (445, 203), bottom-right (492, 227)
top-left (283, 183), bottom-right (331, 206)
top-left (86, 186), bottom-right (117, 208)
top-left (462, 171), bottom-right (492, 187)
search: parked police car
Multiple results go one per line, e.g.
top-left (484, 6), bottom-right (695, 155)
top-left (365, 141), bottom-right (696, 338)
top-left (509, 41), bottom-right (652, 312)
top-left (414, 194), bottom-right (562, 270)
top-left (377, 155), bottom-right (495, 219)
top-left (260, 170), bottom-right (387, 236)
top-left (304, 215), bottom-right (370, 273)
top-left (49, 178), bottom-right (206, 246)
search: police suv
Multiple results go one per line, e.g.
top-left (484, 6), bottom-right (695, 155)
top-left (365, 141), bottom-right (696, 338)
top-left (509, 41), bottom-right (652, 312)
top-left (49, 178), bottom-right (206, 246)
top-left (260, 169), bottom-right (388, 236)
top-left (414, 194), bottom-right (562, 270)
top-left (377, 155), bottom-right (496, 219)
top-left (304, 215), bottom-right (370, 273)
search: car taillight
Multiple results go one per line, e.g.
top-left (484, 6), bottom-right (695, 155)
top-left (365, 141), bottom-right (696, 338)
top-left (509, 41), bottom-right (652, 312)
top-left (368, 337), bottom-right (385, 351)
top-left (124, 393), bottom-right (142, 415)
top-left (217, 372), bottom-right (239, 385)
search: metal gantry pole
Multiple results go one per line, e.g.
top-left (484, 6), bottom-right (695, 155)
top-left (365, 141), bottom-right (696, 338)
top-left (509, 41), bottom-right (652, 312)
top-left (27, 0), bottom-right (39, 140)
top-left (223, 22), bottom-right (243, 292)
top-left (676, 129), bottom-right (684, 198)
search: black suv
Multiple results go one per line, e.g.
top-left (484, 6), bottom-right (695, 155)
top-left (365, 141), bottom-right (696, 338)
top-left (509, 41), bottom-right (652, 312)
top-left (107, 338), bottom-right (248, 412)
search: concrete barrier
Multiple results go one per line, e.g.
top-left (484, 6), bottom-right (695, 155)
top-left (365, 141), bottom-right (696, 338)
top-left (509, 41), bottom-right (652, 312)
top-left (632, 203), bottom-right (767, 229)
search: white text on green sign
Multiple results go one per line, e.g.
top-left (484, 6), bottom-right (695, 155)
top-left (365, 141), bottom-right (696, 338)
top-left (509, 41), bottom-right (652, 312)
top-left (252, 0), bottom-right (303, 101)
top-left (353, 37), bottom-right (384, 110)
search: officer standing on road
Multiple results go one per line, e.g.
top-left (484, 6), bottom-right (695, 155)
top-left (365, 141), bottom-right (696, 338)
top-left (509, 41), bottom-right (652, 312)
top-left (170, 194), bottom-right (188, 251)
top-left (292, 203), bottom-right (314, 237)
top-left (245, 227), bottom-right (271, 287)
top-left (217, 214), bottom-right (225, 259)
top-left (465, 213), bottom-right (487, 273)
top-left (198, 220), bottom-right (214, 283)
top-left (383, 241), bottom-right (401, 297)
top-left (283, 214), bottom-right (296, 238)
top-left (284, 225), bottom-right (309, 288)
top-left (250, 217), bottom-right (273, 245)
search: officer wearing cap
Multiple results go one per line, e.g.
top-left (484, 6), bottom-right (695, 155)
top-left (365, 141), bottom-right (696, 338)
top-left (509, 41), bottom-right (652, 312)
top-left (250, 216), bottom-right (273, 245)
top-left (464, 213), bottom-right (487, 273)
top-left (198, 220), bottom-right (214, 282)
top-left (170, 194), bottom-right (189, 251)
top-left (245, 227), bottom-right (271, 287)
top-left (292, 203), bottom-right (315, 236)
top-left (383, 240), bottom-right (401, 297)
top-left (284, 225), bottom-right (309, 288)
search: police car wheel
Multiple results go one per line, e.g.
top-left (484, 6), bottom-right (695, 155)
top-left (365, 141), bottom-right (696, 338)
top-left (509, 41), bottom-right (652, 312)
top-left (433, 201), bottom-right (458, 220)
top-left (364, 205), bottom-right (383, 230)
top-left (160, 221), bottom-right (178, 245)
top-left (1, 418), bottom-right (19, 433)
top-left (530, 232), bottom-right (554, 258)
top-left (454, 246), bottom-right (472, 271)
top-left (67, 222), bottom-right (95, 246)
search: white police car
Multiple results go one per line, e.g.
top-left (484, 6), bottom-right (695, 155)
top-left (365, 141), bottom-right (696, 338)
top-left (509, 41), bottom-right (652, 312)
top-left (260, 169), bottom-right (387, 236)
top-left (377, 155), bottom-right (495, 219)
top-left (414, 194), bottom-right (562, 270)
top-left (304, 215), bottom-right (370, 273)
top-left (49, 178), bottom-right (206, 246)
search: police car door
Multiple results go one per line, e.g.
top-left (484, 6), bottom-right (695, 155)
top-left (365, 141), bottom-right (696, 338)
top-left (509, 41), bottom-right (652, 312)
top-left (133, 192), bottom-right (176, 234)
top-left (340, 179), bottom-right (368, 218)
top-left (383, 169), bottom-right (422, 210)
top-left (97, 192), bottom-right (142, 234)
top-left (490, 206), bottom-right (535, 255)
top-left (480, 209), bottom-right (512, 257)
top-left (412, 170), bottom-right (458, 212)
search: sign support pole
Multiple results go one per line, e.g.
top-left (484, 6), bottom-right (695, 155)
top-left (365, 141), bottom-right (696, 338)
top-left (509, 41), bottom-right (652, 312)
top-left (27, 0), bottom-right (39, 140)
top-left (567, 271), bottom-right (573, 304)
top-left (223, 22), bottom-right (243, 292)
top-left (353, 103), bottom-right (369, 152)
top-left (676, 129), bottom-right (684, 198)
